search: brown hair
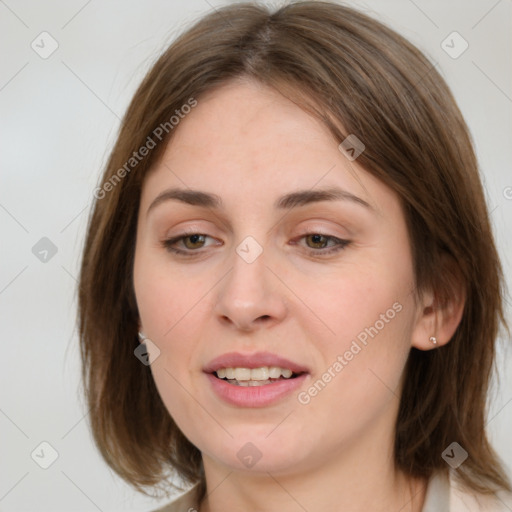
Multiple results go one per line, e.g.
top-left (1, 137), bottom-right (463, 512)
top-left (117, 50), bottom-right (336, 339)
top-left (77, 0), bottom-right (511, 499)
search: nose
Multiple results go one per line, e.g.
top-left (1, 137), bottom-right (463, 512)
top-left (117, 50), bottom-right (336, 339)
top-left (213, 243), bottom-right (288, 332)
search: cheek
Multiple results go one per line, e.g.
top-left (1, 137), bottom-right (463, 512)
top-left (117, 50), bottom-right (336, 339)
top-left (133, 251), bottom-right (213, 418)
top-left (295, 257), bottom-right (415, 406)
top-left (295, 306), bottom-right (414, 465)
top-left (293, 260), bottom-right (408, 347)
top-left (134, 248), bottom-right (208, 340)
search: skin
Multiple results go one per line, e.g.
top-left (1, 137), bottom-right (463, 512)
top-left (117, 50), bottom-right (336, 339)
top-left (133, 77), bottom-right (463, 512)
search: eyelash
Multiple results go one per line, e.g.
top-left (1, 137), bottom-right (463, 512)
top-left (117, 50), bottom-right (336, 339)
top-left (161, 231), bottom-right (351, 257)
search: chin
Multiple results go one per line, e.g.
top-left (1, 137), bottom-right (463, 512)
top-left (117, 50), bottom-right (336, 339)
top-left (200, 430), bottom-right (309, 474)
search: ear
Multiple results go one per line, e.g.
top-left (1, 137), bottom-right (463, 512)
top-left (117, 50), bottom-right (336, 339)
top-left (411, 254), bottom-right (466, 351)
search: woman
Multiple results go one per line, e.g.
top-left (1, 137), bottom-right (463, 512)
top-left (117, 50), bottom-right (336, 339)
top-left (78, 2), bottom-right (512, 510)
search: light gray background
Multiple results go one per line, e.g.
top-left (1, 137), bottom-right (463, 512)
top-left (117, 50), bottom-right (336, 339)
top-left (1, 0), bottom-right (511, 510)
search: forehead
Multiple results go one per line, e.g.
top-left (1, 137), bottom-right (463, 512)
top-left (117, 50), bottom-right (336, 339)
top-left (146, 80), bottom-right (348, 190)
top-left (139, 79), bottom-right (400, 221)
top-left (167, 79), bottom-right (336, 163)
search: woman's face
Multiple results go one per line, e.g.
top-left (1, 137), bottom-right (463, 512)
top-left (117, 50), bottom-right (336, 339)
top-left (133, 79), bottom-right (424, 476)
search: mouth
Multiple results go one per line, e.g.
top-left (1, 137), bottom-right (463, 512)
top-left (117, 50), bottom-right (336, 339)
top-left (203, 352), bottom-right (309, 407)
top-left (212, 366), bottom-right (306, 387)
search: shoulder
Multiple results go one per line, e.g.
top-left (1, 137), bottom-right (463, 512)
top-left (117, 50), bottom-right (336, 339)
top-left (422, 470), bottom-right (512, 512)
top-left (150, 483), bottom-right (201, 512)
top-left (150, 473), bottom-right (512, 512)
top-left (450, 476), bottom-right (512, 512)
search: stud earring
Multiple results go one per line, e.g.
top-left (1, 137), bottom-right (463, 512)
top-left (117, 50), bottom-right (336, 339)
top-left (429, 336), bottom-right (437, 345)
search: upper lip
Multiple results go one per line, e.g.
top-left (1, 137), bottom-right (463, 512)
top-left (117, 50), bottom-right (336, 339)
top-left (204, 351), bottom-right (309, 374)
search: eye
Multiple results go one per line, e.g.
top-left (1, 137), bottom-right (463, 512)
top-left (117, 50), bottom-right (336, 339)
top-left (295, 232), bottom-right (351, 256)
top-left (161, 233), bottom-right (218, 255)
top-left (161, 232), bottom-right (351, 257)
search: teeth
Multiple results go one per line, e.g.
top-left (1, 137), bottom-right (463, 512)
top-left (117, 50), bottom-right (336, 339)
top-left (268, 366), bottom-right (282, 379)
top-left (280, 368), bottom-right (293, 378)
top-left (227, 379), bottom-right (276, 387)
top-left (249, 367), bottom-right (269, 380)
top-left (215, 366), bottom-right (296, 381)
top-left (234, 368), bottom-right (252, 380)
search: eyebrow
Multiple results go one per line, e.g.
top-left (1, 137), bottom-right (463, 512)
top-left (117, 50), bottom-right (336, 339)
top-left (146, 186), bottom-right (373, 216)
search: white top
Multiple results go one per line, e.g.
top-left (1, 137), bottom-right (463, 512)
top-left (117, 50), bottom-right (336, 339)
top-left (151, 471), bottom-right (512, 511)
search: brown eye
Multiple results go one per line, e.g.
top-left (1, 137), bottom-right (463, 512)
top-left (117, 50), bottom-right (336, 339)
top-left (162, 233), bottom-right (216, 255)
top-left (304, 234), bottom-right (330, 249)
top-left (182, 234), bottom-right (207, 249)
top-left (295, 232), bottom-right (351, 256)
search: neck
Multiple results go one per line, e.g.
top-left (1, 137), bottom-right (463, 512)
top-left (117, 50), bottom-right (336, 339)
top-left (198, 428), bottom-right (427, 512)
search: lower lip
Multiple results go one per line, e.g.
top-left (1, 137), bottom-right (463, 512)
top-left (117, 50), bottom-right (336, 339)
top-left (205, 373), bottom-right (308, 408)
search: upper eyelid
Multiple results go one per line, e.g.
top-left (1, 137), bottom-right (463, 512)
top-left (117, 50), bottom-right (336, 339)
top-left (166, 220), bottom-right (349, 238)
top-left (167, 229), bottom-right (344, 242)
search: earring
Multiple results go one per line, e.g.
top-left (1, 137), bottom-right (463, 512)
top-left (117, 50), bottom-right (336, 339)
top-left (138, 331), bottom-right (145, 342)
top-left (429, 336), bottom-right (437, 345)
